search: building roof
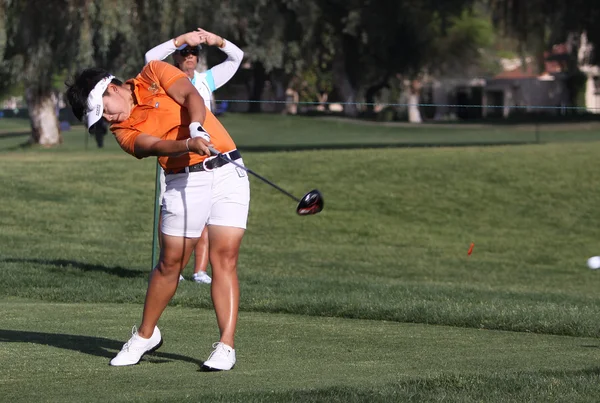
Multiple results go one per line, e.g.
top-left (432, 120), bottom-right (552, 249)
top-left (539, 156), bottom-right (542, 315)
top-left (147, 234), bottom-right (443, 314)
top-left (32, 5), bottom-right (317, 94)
top-left (494, 42), bottom-right (570, 79)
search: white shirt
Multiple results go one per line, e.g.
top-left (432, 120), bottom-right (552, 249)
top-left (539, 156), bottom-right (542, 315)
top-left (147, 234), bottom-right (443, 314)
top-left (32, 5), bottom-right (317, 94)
top-left (144, 40), bottom-right (244, 111)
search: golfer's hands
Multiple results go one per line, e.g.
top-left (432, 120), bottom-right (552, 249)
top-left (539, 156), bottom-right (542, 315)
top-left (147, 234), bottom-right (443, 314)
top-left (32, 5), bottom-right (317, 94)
top-left (187, 137), bottom-right (212, 156)
top-left (197, 28), bottom-right (224, 47)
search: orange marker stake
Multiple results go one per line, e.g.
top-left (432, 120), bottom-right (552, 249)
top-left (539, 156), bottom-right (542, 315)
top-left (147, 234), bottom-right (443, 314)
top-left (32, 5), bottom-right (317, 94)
top-left (467, 242), bottom-right (475, 256)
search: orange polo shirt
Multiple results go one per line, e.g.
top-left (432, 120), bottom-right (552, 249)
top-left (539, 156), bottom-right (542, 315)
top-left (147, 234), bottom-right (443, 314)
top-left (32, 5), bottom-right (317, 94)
top-left (110, 60), bottom-right (237, 170)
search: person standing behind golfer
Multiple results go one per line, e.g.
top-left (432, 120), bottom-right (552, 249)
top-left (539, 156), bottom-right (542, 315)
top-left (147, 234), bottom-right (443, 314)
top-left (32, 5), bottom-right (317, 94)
top-left (65, 59), bottom-right (249, 371)
top-left (145, 28), bottom-right (244, 285)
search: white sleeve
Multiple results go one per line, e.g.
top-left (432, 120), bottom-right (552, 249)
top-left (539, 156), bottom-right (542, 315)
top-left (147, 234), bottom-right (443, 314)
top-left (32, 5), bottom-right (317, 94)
top-left (144, 39), bottom-right (177, 64)
top-left (210, 40), bottom-right (244, 90)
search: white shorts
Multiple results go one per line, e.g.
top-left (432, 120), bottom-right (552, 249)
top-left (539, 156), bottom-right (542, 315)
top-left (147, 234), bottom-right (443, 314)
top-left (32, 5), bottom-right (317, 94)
top-left (160, 158), bottom-right (250, 238)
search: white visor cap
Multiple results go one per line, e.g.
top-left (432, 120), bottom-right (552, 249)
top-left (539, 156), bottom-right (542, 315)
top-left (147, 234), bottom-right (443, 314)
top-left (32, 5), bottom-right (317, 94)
top-left (84, 74), bottom-right (115, 132)
top-left (176, 44), bottom-right (202, 51)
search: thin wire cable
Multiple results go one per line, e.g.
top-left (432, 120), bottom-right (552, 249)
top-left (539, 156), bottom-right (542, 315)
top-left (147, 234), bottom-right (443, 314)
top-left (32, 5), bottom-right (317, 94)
top-left (215, 99), bottom-right (600, 111)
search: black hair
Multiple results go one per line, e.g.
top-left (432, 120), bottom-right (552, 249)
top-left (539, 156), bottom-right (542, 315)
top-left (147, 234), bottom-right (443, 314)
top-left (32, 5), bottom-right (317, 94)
top-left (65, 68), bottom-right (123, 121)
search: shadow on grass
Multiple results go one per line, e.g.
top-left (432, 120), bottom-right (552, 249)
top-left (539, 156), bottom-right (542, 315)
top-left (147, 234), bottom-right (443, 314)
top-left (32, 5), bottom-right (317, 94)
top-left (0, 329), bottom-right (204, 368)
top-left (313, 110), bottom-right (600, 125)
top-left (1, 258), bottom-right (146, 279)
top-left (237, 140), bottom-right (539, 153)
top-left (0, 137), bottom-right (31, 152)
top-left (0, 130), bottom-right (30, 139)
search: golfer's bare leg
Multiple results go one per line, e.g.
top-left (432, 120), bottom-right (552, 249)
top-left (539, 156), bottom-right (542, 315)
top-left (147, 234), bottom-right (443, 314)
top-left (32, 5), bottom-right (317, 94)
top-left (193, 226), bottom-right (210, 275)
top-left (138, 233), bottom-right (198, 338)
top-left (208, 225), bottom-right (245, 347)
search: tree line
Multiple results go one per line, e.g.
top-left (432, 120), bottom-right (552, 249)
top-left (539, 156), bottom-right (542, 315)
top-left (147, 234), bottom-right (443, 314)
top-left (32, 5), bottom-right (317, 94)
top-left (1, 0), bottom-right (599, 145)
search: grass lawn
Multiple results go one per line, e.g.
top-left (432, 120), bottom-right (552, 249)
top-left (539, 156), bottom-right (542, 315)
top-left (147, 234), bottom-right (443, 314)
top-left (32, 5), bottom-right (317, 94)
top-left (2, 115), bottom-right (600, 401)
top-left (2, 113), bottom-right (600, 153)
top-left (2, 300), bottom-right (600, 402)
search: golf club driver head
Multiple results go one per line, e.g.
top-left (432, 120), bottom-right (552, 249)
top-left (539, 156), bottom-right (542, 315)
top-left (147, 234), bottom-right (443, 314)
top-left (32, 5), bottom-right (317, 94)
top-left (296, 189), bottom-right (324, 216)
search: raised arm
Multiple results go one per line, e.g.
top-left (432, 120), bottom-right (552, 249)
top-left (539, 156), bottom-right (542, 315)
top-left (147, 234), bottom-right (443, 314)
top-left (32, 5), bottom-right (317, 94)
top-left (144, 30), bottom-right (204, 64)
top-left (196, 28), bottom-right (244, 90)
top-left (210, 40), bottom-right (244, 90)
top-left (144, 39), bottom-right (177, 64)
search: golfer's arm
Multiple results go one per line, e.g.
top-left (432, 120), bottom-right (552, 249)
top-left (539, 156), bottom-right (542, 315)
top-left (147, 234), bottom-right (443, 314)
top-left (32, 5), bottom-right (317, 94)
top-left (165, 77), bottom-right (206, 124)
top-left (133, 134), bottom-right (189, 158)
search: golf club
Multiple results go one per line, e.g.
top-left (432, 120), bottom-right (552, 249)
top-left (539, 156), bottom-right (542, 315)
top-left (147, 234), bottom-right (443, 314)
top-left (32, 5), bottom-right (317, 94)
top-left (208, 147), bottom-right (324, 216)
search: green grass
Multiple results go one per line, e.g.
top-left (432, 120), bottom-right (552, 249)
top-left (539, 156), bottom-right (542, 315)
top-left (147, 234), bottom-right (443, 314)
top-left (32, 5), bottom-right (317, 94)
top-left (2, 115), bottom-right (600, 401)
top-left (2, 300), bottom-right (600, 402)
top-left (2, 113), bottom-right (600, 153)
top-left (0, 117), bottom-right (31, 132)
top-left (219, 114), bottom-right (600, 149)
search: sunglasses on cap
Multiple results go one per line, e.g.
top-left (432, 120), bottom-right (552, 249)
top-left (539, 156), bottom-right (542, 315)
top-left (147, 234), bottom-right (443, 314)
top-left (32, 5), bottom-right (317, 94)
top-left (178, 47), bottom-right (200, 57)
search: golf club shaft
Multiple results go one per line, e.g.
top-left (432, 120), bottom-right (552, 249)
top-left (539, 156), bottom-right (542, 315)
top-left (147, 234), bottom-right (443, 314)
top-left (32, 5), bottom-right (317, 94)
top-left (208, 147), bottom-right (301, 202)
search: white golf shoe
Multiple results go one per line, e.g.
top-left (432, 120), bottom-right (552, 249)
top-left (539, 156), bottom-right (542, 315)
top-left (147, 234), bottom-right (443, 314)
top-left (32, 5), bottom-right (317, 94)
top-left (179, 275), bottom-right (185, 282)
top-left (109, 326), bottom-right (162, 366)
top-left (192, 271), bottom-right (212, 284)
top-left (202, 342), bottom-right (236, 371)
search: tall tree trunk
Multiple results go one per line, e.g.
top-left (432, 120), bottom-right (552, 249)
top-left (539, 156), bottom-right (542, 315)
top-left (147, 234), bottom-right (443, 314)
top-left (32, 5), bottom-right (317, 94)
top-left (26, 88), bottom-right (62, 146)
top-left (269, 69), bottom-right (289, 114)
top-left (332, 52), bottom-right (358, 117)
top-left (248, 61), bottom-right (266, 113)
top-left (365, 79), bottom-right (389, 116)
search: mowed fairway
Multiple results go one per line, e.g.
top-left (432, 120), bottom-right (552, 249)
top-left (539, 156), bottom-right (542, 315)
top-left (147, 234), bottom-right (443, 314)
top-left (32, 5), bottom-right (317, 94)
top-left (2, 115), bottom-right (600, 402)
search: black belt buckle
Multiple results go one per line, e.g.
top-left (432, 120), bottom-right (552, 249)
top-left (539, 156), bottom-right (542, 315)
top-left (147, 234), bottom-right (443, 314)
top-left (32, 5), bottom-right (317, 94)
top-left (202, 155), bottom-right (219, 171)
top-left (165, 149), bottom-right (239, 175)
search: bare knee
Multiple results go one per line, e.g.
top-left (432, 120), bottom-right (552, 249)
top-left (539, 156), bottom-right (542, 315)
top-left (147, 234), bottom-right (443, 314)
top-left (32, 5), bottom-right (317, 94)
top-left (157, 258), bottom-right (183, 276)
top-left (207, 226), bottom-right (245, 274)
top-left (210, 248), bottom-right (239, 273)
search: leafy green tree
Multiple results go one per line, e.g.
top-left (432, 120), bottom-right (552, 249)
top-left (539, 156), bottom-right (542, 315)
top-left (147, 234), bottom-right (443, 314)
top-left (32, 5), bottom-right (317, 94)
top-left (0, 0), bottom-right (133, 145)
top-left (208, 0), bottom-right (322, 112)
top-left (0, 0), bottom-right (205, 146)
top-left (0, 0), bottom-right (76, 145)
top-left (428, 7), bottom-right (497, 77)
top-left (308, 0), bottom-right (481, 117)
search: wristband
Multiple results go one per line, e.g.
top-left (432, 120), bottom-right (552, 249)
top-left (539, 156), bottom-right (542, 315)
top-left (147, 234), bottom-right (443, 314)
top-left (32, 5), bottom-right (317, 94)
top-left (185, 138), bottom-right (190, 151)
top-left (189, 122), bottom-right (210, 142)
